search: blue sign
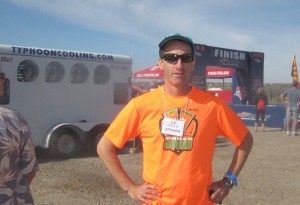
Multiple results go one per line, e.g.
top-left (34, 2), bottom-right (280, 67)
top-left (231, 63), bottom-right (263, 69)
top-left (229, 104), bottom-right (286, 128)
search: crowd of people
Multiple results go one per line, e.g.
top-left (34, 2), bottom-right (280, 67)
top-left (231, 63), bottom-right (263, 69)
top-left (253, 82), bottom-right (300, 136)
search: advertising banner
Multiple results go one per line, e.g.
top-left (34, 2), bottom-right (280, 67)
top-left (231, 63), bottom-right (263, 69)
top-left (193, 43), bottom-right (264, 104)
top-left (229, 104), bottom-right (286, 128)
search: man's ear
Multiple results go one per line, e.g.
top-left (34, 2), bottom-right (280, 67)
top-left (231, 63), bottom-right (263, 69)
top-left (158, 59), bottom-right (164, 71)
top-left (192, 60), bottom-right (196, 71)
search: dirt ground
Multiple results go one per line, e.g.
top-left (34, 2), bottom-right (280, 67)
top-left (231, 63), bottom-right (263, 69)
top-left (31, 127), bottom-right (300, 205)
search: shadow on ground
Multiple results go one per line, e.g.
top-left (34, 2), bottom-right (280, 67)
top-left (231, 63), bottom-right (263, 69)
top-left (35, 136), bottom-right (233, 163)
top-left (35, 138), bottom-right (143, 164)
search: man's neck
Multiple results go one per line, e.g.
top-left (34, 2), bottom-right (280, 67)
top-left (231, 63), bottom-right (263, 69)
top-left (163, 84), bottom-right (191, 96)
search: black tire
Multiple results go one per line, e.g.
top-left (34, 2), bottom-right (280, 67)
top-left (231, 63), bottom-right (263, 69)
top-left (93, 132), bottom-right (104, 151)
top-left (87, 125), bottom-right (109, 154)
top-left (50, 129), bottom-right (80, 158)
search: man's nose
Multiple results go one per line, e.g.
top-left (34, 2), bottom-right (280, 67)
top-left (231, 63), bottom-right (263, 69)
top-left (174, 58), bottom-right (184, 68)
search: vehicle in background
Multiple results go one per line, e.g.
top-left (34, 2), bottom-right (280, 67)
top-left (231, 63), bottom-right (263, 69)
top-left (0, 44), bottom-right (132, 158)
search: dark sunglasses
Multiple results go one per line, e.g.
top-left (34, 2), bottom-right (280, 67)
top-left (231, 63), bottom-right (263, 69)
top-left (161, 53), bottom-right (194, 64)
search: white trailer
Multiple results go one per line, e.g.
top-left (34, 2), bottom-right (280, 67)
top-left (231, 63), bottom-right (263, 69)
top-left (0, 44), bottom-right (132, 157)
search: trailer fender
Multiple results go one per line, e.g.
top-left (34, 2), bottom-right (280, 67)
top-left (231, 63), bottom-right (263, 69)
top-left (43, 122), bottom-right (101, 148)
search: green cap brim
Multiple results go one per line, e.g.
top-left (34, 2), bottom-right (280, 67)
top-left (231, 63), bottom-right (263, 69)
top-left (159, 33), bottom-right (194, 54)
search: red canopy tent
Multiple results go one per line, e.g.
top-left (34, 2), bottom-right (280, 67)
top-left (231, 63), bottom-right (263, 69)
top-left (133, 64), bottom-right (164, 79)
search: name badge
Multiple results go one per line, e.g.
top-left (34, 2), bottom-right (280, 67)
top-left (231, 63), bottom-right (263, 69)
top-left (161, 117), bottom-right (185, 137)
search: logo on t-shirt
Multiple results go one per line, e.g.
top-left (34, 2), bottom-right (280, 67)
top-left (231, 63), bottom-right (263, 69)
top-left (160, 107), bottom-right (198, 155)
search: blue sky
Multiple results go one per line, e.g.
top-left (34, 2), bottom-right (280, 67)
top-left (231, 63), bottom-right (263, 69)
top-left (1, 0), bottom-right (299, 83)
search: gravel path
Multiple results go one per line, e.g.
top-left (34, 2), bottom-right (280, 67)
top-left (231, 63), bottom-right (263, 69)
top-left (31, 127), bottom-right (300, 205)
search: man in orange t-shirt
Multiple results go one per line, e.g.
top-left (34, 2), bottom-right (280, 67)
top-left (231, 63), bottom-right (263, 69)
top-left (98, 33), bottom-right (253, 205)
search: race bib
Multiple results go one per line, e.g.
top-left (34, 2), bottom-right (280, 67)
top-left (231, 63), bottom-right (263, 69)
top-left (161, 117), bottom-right (185, 137)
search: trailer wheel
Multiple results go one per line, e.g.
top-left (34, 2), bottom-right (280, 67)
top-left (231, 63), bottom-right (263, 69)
top-left (94, 132), bottom-right (104, 149)
top-left (50, 130), bottom-right (80, 158)
top-left (88, 125), bottom-right (109, 154)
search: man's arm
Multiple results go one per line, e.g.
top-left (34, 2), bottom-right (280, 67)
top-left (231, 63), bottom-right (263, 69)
top-left (208, 131), bottom-right (253, 204)
top-left (97, 136), bottom-right (161, 204)
top-left (280, 91), bottom-right (288, 103)
top-left (25, 171), bottom-right (36, 184)
top-left (97, 136), bottom-right (135, 192)
top-left (228, 131), bottom-right (253, 177)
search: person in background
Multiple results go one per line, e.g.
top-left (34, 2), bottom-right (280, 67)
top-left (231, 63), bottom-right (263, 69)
top-left (0, 69), bottom-right (39, 205)
top-left (97, 33), bottom-right (253, 205)
top-left (149, 80), bottom-right (159, 91)
top-left (132, 81), bottom-right (160, 96)
top-left (280, 81), bottom-right (300, 136)
top-left (131, 83), bottom-right (149, 95)
top-left (254, 86), bottom-right (268, 132)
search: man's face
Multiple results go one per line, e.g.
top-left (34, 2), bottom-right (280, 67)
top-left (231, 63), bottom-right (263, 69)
top-left (159, 41), bottom-right (195, 89)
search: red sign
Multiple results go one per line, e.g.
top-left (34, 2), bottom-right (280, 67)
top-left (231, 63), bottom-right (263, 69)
top-left (206, 67), bottom-right (232, 78)
top-left (133, 64), bottom-right (164, 79)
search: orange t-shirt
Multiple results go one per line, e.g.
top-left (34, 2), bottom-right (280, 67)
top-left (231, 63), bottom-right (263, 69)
top-left (105, 86), bottom-right (248, 205)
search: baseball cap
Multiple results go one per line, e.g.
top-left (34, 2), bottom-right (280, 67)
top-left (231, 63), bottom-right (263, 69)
top-left (159, 33), bottom-right (195, 55)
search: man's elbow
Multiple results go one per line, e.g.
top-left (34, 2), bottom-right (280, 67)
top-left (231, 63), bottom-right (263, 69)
top-left (97, 136), bottom-right (116, 158)
top-left (240, 131), bottom-right (254, 151)
top-left (97, 136), bottom-right (106, 158)
top-left (25, 171), bottom-right (36, 184)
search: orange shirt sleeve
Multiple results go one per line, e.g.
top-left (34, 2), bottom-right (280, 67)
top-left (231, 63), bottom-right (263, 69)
top-left (104, 99), bottom-right (140, 148)
top-left (217, 100), bottom-right (249, 146)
